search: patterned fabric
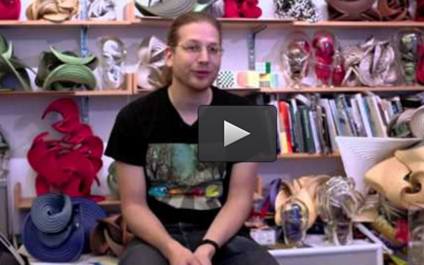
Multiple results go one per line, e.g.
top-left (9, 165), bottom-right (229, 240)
top-left (274, 0), bottom-right (320, 22)
top-left (216, 70), bottom-right (235, 89)
top-left (145, 144), bottom-right (226, 210)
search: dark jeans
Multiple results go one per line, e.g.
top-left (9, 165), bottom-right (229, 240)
top-left (119, 223), bottom-right (279, 265)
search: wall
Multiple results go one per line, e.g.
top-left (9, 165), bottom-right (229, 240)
top-left (4, 0), bottom-right (402, 234)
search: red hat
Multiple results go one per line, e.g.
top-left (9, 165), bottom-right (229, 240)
top-left (0, 0), bottom-right (21, 20)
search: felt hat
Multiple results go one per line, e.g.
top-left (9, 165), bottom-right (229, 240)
top-left (0, 0), bottom-right (21, 20)
top-left (22, 194), bottom-right (106, 262)
top-left (365, 144), bottom-right (424, 209)
top-left (22, 194), bottom-right (85, 262)
top-left (336, 136), bottom-right (420, 196)
top-left (135, 0), bottom-right (218, 18)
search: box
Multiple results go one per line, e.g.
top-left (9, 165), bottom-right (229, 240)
top-left (269, 235), bottom-right (383, 265)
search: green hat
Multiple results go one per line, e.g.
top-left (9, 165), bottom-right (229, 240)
top-left (135, 0), bottom-right (218, 18)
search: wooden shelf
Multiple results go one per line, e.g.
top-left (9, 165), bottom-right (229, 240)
top-left (14, 182), bottom-right (262, 209)
top-left (0, 2), bottom-right (134, 27)
top-left (293, 21), bottom-right (424, 28)
top-left (1, 1), bottom-right (424, 29)
top-left (14, 183), bottom-right (121, 210)
top-left (277, 153), bottom-right (341, 159)
top-left (0, 74), bottom-right (133, 97)
top-left (0, 20), bottom-right (131, 27)
top-left (261, 86), bottom-right (424, 94)
top-left (133, 16), bottom-right (294, 29)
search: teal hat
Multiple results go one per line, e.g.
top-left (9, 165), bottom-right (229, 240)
top-left (135, 0), bottom-right (218, 18)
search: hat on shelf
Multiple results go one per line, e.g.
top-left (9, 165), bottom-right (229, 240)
top-left (0, 0), bottom-right (20, 20)
top-left (22, 193), bottom-right (106, 262)
top-left (135, 0), bottom-right (218, 18)
top-left (336, 136), bottom-right (421, 196)
top-left (365, 143), bottom-right (424, 209)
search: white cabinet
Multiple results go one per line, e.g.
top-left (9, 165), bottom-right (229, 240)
top-left (270, 235), bottom-right (383, 265)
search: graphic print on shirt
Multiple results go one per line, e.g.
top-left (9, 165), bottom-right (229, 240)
top-left (145, 144), bottom-right (227, 210)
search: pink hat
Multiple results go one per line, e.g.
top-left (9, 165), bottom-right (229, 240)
top-left (0, 0), bottom-right (21, 20)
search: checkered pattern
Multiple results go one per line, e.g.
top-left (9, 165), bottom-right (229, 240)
top-left (216, 71), bottom-right (235, 89)
top-left (255, 62), bottom-right (271, 74)
top-left (270, 73), bottom-right (280, 88)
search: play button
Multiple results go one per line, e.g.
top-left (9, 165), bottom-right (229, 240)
top-left (224, 120), bottom-right (250, 147)
top-left (198, 105), bottom-right (277, 162)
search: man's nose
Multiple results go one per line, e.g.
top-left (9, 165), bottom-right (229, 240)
top-left (197, 47), bottom-right (210, 63)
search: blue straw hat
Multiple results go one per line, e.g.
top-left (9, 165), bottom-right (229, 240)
top-left (22, 194), bottom-right (106, 262)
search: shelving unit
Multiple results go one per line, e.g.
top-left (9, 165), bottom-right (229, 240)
top-left (277, 152), bottom-right (340, 159)
top-left (0, 20), bottom-right (132, 26)
top-left (131, 17), bottom-right (424, 29)
top-left (293, 20), bottom-right (424, 28)
top-left (14, 183), bottom-right (120, 210)
top-left (14, 182), bottom-right (264, 210)
top-left (3, 2), bottom-right (418, 264)
top-left (261, 86), bottom-right (424, 94)
top-left (0, 74), bottom-right (134, 97)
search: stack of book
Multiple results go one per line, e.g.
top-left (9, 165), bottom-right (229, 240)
top-left (267, 93), bottom-right (406, 155)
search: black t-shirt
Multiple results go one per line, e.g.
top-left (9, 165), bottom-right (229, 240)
top-left (105, 86), bottom-right (253, 226)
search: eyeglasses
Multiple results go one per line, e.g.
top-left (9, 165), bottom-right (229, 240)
top-left (175, 42), bottom-right (223, 57)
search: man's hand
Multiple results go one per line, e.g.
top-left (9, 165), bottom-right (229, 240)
top-left (166, 241), bottom-right (202, 265)
top-left (193, 244), bottom-right (215, 265)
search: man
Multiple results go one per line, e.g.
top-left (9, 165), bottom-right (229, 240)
top-left (106, 12), bottom-right (278, 265)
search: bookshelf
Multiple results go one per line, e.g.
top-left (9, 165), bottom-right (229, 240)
top-left (261, 86), bottom-right (424, 94)
top-left (0, 74), bottom-right (134, 97)
top-left (3, 2), bottom-right (410, 264)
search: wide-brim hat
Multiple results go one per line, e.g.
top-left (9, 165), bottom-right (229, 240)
top-left (0, 0), bottom-right (21, 20)
top-left (135, 0), bottom-right (218, 18)
top-left (365, 143), bottom-right (424, 209)
top-left (22, 210), bottom-right (85, 262)
top-left (336, 136), bottom-right (421, 196)
top-left (22, 194), bottom-right (106, 262)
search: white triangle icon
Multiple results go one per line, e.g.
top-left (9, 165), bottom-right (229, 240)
top-left (224, 120), bottom-right (250, 147)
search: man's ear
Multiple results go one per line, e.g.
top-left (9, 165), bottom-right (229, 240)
top-left (165, 47), bottom-right (173, 68)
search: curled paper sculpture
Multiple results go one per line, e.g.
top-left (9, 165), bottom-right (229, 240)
top-left (137, 36), bottom-right (169, 90)
top-left (387, 105), bottom-right (424, 138)
top-left (395, 29), bottom-right (424, 85)
top-left (90, 214), bottom-right (133, 257)
top-left (326, 0), bottom-right (381, 21)
top-left (342, 37), bottom-right (398, 87)
top-left (377, 0), bottom-right (411, 21)
top-left (135, 0), bottom-right (218, 18)
top-left (88, 0), bottom-right (117, 20)
top-left (0, 35), bottom-right (32, 91)
top-left (280, 31), bottom-right (311, 90)
top-left (27, 98), bottom-right (104, 201)
top-left (312, 31), bottom-right (336, 87)
top-left (26, 0), bottom-right (79, 22)
top-left (281, 197), bottom-right (309, 247)
top-left (275, 175), bottom-right (330, 229)
top-left (365, 144), bottom-right (424, 210)
top-left (318, 176), bottom-right (362, 245)
top-left (98, 37), bottom-right (126, 90)
top-left (35, 47), bottom-right (98, 91)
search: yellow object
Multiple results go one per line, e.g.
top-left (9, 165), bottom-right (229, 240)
top-left (206, 185), bottom-right (220, 198)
